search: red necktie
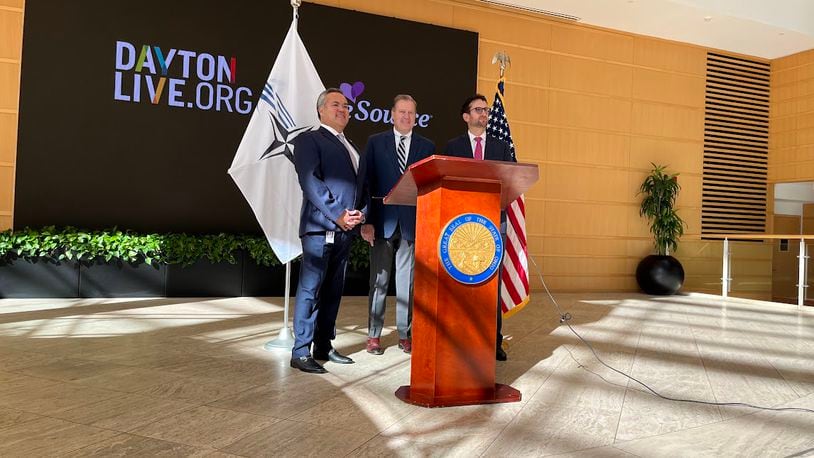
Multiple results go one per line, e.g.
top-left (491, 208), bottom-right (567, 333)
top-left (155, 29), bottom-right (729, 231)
top-left (474, 136), bottom-right (483, 160)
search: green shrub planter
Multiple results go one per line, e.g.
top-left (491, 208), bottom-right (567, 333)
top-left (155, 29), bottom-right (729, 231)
top-left (0, 227), bottom-right (371, 298)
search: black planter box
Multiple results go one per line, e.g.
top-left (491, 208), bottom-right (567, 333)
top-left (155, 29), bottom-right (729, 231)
top-left (0, 253), bottom-right (386, 299)
top-left (79, 258), bottom-right (166, 298)
top-left (0, 258), bottom-right (80, 298)
top-left (166, 251), bottom-right (244, 297)
top-left (343, 267), bottom-right (371, 296)
top-left (242, 260), bottom-right (381, 297)
top-left (242, 259), bottom-right (301, 297)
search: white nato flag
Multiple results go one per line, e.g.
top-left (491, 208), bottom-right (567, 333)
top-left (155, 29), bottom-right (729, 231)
top-left (228, 17), bottom-right (325, 263)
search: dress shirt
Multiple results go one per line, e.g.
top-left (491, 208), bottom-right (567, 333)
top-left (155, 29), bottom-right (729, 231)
top-left (467, 130), bottom-right (486, 158)
top-left (394, 127), bottom-right (413, 159)
top-left (321, 123), bottom-right (359, 172)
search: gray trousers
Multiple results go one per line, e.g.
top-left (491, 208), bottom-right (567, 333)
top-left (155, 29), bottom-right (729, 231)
top-left (368, 229), bottom-right (414, 340)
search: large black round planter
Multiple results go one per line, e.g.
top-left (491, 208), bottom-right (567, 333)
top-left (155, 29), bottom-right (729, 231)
top-left (636, 255), bottom-right (685, 295)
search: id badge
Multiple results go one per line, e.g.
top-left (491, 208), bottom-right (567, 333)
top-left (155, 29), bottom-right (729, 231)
top-left (326, 231), bottom-right (335, 244)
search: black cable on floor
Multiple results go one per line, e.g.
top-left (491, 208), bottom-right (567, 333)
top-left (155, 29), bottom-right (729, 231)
top-left (527, 256), bottom-right (814, 415)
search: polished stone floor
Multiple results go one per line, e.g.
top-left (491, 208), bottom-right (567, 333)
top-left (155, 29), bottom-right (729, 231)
top-left (0, 292), bottom-right (812, 457)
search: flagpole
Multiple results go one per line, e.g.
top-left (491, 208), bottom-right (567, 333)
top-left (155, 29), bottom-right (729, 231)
top-left (489, 51), bottom-right (530, 318)
top-left (265, 261), bottom-right (294, 350)
top-left (263, 0), bottom-right (302, 353)
top-left (291, 0), bottom-right (300, 19)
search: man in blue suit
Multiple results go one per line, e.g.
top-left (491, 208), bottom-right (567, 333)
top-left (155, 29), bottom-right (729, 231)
top-left (290, 88), bottom-right (367, 374)
top-left (360, 95), bottom-right (435, 355)
top-left (443, 94), bottom-right (515, 361)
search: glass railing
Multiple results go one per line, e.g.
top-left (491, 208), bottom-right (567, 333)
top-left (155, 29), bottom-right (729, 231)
top-left (705, 234), bottom-right (813, 308)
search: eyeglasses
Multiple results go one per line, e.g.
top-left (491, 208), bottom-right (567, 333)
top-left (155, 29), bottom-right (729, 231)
top-left (469, 107), bottom-right (491, 115)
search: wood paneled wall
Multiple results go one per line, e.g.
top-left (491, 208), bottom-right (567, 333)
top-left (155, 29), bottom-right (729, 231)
top-left (768, 48), bottom-right (814, 301)
top-left (771, 49), bottom-right (814, 181)
top-left (0, 0), bottom-right (22, 230)
top-left (311, 0), bottom-right (773, 295)
top-left (4, 0), bottom-right (795, 297)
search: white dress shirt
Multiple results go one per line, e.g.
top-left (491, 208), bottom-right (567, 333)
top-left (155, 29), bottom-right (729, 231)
top-left (467, 130), bottom-right (486, 158)
top-left (394, 127), bottom-right (413, 155)
top-left (394, 127), bottom-right (412, 170)
top-left (322, 123), bottom-right (359, 172)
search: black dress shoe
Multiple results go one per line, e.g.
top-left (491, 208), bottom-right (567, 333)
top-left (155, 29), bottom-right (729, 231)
top-left (313, 349), bottom-right (355, 364)
top-left (290, 356), bottom-right (327, 373)
top-left (496, 347), bottom-right (508, 361)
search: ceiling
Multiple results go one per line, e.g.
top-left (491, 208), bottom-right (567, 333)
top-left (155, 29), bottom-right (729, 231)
top-left (482, 0), bottom-right (814, 59)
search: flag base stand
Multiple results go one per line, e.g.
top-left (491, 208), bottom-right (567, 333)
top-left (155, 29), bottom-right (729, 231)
top-left (264, 325), bottom-right (294, 351)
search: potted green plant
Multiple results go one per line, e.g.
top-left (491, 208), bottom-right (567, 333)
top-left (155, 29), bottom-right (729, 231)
top-left (636, 163), bottom-right (687, 295)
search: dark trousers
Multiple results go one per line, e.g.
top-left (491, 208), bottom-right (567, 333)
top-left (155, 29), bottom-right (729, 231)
top-left (497, 222), bottom-right (508, 350)
top-left (496, 262), bottom-right (504, 351)
top-left (291, 232), bottom-right (352, 358)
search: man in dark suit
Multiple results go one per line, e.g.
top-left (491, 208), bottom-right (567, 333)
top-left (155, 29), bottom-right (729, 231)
top-left (443, 94), bottom-right (515, 361)
top-left (290, 88), bottom-right (367, 374)
top-left (360, 95), bottom-right (435, 355)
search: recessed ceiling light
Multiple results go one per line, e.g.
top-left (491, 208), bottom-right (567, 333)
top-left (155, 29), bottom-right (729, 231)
top-left (779, 32), bottom-right (786, 36)
top-left (703, 16), bottom-right (713, 22)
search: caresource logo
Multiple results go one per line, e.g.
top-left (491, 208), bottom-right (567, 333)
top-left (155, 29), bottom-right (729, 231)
top-left (113, 40), bottom-right (253, 114)
top-left (339, 81), bottom-right (432, 128)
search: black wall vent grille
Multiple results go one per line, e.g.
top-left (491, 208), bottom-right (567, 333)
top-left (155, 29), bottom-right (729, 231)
top-left (703, 52), bottom-right (769, 237)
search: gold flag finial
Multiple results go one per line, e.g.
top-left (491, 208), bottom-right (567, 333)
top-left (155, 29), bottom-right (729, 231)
top-left (491, 51), bottom-right (511, 78)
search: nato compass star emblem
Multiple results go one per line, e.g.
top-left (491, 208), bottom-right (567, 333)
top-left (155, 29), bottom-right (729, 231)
top-left (259, 110), bottom-right (311, 164)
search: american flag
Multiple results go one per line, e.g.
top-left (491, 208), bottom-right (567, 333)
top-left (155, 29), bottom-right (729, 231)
top-left (487, 78), bottom-right (530, 317)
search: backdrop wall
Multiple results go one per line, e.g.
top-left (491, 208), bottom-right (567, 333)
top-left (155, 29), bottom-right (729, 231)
top-left (12, 0), bottom-right (476, 232)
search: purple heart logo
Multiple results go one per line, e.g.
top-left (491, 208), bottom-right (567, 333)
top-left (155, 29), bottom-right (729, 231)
top-left (339, 81), bottom-right (365, 102)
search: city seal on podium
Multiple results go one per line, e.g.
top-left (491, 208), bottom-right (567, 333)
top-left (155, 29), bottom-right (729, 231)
top-left (439, 213), bottom-right (503, 285)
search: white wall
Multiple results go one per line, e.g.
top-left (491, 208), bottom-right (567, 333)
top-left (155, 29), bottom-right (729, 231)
top-left (775, 182), bottom-right (814, 215)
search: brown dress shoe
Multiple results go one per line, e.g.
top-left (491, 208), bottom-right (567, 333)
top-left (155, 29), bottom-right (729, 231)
top-left (398, 339), bottom-right (412, 354)
top-left (366, 337), bottom-right (384, 355)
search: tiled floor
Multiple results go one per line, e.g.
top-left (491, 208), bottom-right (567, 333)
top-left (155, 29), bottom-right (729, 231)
top-left (0, 292), bottom-right (812, 457)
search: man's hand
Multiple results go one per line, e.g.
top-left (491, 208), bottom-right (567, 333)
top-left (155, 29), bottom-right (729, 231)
top-left (336, 209), bottom-right (364, 231)
top-left (361, 224), bottom-right (375, 246)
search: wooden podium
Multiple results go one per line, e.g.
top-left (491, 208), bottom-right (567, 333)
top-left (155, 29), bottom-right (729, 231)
top-left (386, 155), bottom-right (539, 407)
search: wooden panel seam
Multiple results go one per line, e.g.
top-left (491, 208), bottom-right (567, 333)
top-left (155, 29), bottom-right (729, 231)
top-left (478, 38), bottom-right (706, 78)
top-left (478, 75), bottom-right (704, 110)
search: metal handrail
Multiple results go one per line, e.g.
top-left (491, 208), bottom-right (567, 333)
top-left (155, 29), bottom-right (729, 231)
top-left (706, 233), bottom-right (808, 308)
top-left (704, 234), bottom-right (814, 240)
